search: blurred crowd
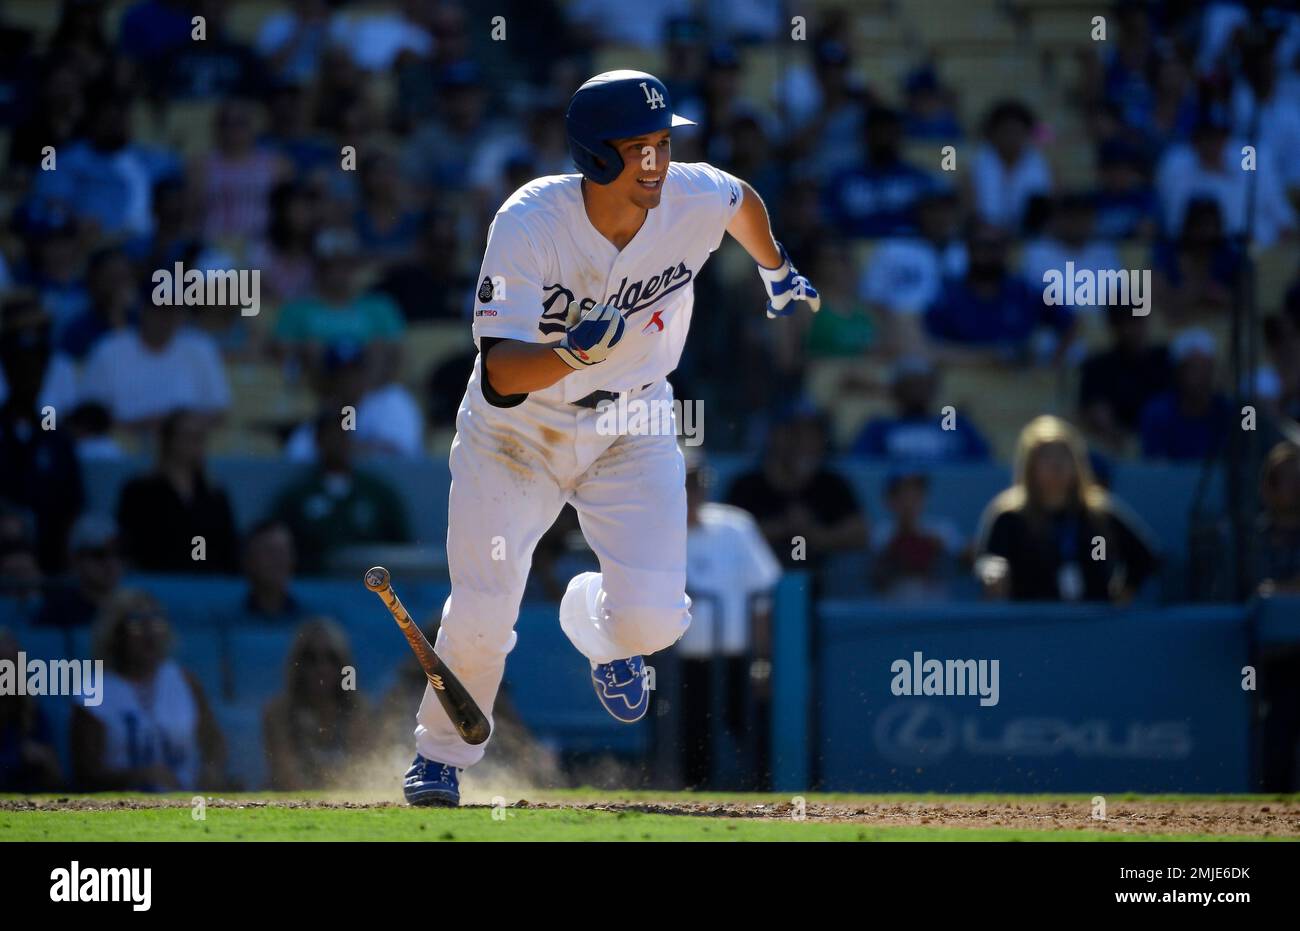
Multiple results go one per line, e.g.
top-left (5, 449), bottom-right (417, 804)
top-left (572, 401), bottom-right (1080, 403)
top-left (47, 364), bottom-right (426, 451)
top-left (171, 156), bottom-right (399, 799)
top-left (0, 0), bottom-right (1295, 592)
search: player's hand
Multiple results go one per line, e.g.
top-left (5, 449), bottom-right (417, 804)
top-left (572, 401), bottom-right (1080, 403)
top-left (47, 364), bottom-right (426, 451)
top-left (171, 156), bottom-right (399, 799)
top-left (758, 241), bottom-right (821, 318)
top-left (554, 302), bottom-right (626, 369)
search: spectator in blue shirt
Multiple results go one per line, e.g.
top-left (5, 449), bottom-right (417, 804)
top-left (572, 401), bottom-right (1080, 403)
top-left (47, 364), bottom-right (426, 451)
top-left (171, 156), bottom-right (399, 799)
top-left (59, 247), bottom-right (142, 362)
top-left (117, 0), bottom-right (194, 65)
top-left (22, 93), bottom-right (155, 239)
top-left (17, 220), bottom-right (90, 341)
top-left (1097, 5), bottom-right (1157, 132)
top-left (260, 83), bottom-right (337, 181)
top-left (851, 356), bottom-right (990, 462)
top-left (824, 106), bottom-right (936, 237)
top-left (354, 150), bottom-right (426, 265)
top-left (0, 297), bottom-right (85, 573)
top-left (1090, 139), bottom-right (1158, 240)
top-left (900, 66), bottom-right (962, 141)
top-left (156, 1), bottom-right (267, 100)
top-left (924, 223), bottom-right (1074, 362)
top-left (1140, 328), bottom-right (1234, 461)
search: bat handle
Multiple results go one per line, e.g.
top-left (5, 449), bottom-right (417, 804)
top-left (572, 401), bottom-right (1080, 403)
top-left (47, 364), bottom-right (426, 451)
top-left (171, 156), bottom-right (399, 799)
top-left (364, 566), bottom-right (391, 593)
top-left (366, 565), bottom-right (412, 628)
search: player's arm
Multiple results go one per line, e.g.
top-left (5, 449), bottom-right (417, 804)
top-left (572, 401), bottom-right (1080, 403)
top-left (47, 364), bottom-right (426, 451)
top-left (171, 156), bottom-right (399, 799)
top-left (484, 339), bottom-right (573, 395)
top-left (725, 179), bottom-right (781, 267)
top-left (483, 301), bottom-right (628, 397)
top-left (725, 179), bottom-right (821, 318)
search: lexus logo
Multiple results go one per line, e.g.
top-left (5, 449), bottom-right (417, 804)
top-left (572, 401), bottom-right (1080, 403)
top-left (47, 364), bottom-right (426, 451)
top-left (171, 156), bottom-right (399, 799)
top-left (871, 701), bottom-right (1193, 765)
top-left (873, 702), bottom-right (957, 767)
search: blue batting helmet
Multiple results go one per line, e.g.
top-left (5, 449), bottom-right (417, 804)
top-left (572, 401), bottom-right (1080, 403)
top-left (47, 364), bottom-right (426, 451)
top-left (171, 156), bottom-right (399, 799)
top-left (565, 71), bottom-right (695, 185)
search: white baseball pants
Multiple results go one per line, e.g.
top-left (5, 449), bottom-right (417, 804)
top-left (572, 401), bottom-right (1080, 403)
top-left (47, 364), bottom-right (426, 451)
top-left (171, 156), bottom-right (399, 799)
top-left (414, 364), bottom-right (691, 769)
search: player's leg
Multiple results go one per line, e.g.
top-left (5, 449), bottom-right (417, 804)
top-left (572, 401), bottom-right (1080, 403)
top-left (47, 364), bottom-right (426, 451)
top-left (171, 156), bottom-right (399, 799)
top-left (562, 389), bottom-right (691, 717)
top-left (412, 400), bottom-right (569, 776)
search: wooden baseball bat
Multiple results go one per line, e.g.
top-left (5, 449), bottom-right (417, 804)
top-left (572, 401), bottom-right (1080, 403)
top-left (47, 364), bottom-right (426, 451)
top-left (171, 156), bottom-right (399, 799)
top-left (363, 566), bottom-right (490, 745)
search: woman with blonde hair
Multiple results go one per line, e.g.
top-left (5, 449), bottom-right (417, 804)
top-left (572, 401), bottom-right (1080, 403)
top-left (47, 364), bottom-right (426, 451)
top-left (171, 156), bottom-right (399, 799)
top-left (71, 589), bottom-right (226, 791)
top-left (262, 617), bottom-right (371, 790)
top-left (974, 416), bottom-right (1159, 602)
top-left (1257, 441), bottom-right (1300, 593)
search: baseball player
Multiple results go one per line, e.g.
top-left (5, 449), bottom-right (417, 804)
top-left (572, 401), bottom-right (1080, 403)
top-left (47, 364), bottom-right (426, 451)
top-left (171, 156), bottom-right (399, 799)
top-left (404, 70), bottom-right (820, 805)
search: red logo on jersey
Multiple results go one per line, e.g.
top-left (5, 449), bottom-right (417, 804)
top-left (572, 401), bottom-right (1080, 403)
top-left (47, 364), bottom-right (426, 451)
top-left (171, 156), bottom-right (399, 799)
top-left (642, 310), bottom-right (665, 333)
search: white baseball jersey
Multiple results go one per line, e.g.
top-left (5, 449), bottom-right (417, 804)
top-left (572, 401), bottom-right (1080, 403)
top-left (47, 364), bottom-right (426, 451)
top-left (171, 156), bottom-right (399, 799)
top-left (470, 162), bottom-right (744, 403)
top-left (415, 161), bottom-right (745, 770)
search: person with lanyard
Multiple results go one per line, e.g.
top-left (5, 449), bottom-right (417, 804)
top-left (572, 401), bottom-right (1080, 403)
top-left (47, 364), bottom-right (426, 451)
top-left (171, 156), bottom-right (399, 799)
top-left (974, 416), bottom-right (1160, 603)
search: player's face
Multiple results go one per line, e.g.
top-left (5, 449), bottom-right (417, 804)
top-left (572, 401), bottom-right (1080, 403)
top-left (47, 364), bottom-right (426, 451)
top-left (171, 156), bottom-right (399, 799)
top-left (611, 129), bottom-right (671, 209)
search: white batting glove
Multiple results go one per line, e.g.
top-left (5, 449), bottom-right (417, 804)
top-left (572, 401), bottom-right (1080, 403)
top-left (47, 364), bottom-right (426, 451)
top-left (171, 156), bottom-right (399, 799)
top-left (758, 241), bottom-right (821, 318)
top-left (554, 302), bottom-right (627, 369)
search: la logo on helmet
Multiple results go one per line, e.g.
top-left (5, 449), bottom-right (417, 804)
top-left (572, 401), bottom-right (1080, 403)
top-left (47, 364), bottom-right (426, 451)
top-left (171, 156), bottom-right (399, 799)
top-left (640, 82), bottom-right (665, 110)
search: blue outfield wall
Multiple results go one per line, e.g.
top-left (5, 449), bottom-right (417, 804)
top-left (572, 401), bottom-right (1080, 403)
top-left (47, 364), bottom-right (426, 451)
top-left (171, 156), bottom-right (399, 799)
top-left (811, 601), bottom-right (1256, 793)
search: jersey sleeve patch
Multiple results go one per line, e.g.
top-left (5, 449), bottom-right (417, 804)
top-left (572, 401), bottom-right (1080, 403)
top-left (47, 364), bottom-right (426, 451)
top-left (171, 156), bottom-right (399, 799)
top-left (471, 211), bottom-right (552, 344)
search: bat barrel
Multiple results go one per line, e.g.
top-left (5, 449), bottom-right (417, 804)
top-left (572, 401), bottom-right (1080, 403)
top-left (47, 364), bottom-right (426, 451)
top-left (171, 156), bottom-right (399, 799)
top-left (459, 718), bottom-right (491, 745)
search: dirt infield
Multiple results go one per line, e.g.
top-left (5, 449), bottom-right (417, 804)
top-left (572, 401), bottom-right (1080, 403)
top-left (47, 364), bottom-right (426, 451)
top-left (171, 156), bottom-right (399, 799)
top-left (516, 799), bottom-right (1300, 837)
top-left (5, 795), bottom-right (1299, 837)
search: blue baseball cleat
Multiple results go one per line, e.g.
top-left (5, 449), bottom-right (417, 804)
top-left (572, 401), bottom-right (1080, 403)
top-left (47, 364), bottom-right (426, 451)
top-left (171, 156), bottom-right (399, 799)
top-left (403, 754), bottom-right (460, 807)
top-left (591, 656), bottom-right (650, 723)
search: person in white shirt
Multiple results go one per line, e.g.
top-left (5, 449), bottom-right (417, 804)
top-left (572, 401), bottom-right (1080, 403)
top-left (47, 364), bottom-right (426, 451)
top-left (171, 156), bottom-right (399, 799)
top-left (566, 0), bottom-right (691, 48)
top-left (1019, 194), bottom-right (1124, 317)
top-left (78, 304), bottom-right (231, 431)
top-left (255, 0), bottom-right (332, 84)
top-left (676, 451), bottom-right (781, 788)
top-left (969, 101), bottom-right (1052, 232)
top-left (326, 2), bottom-right (434, 72)
top-left (1232, 46), bottom-right (1300, 194)
top-left (1156, 116), bottom-right (1296, 247)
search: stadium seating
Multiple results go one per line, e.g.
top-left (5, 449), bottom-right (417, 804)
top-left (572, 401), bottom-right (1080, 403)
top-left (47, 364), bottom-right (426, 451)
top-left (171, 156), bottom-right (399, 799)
top-left (82, 453), bottom-right (1210, 552)
top-left (76, 451), bottom-right (1218, 599)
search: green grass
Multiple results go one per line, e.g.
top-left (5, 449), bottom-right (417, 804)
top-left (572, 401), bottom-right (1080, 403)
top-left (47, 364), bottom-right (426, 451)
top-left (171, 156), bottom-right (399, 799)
top-left (2, 792), bottom-right (1296, 842)
top-left (0, 807), bottom-right (1275, 842)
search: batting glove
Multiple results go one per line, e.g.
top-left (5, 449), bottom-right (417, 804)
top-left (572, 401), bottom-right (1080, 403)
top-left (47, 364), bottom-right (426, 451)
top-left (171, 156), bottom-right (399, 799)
top-left (554, 302), bottom-right (627, 369)
top-left (758, 241), bottom-right (821, 318)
